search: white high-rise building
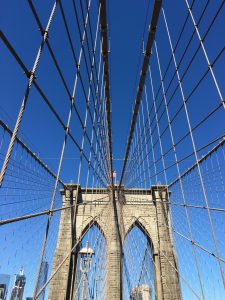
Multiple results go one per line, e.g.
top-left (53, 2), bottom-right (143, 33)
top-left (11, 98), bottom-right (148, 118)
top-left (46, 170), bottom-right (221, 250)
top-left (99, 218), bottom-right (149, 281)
top-left (130, 284), bottom-right (152, 300)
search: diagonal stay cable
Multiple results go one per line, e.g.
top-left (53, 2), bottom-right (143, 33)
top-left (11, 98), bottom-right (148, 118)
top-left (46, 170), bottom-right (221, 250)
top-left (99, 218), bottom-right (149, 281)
top-left (169, 136), bottom-right (225, 188)
top-left (0, 31), bottom-right (108, 187)
top-left (0, 2), bottom-right (58, 187)
top-left (0, 119), bottom-right (65, 187)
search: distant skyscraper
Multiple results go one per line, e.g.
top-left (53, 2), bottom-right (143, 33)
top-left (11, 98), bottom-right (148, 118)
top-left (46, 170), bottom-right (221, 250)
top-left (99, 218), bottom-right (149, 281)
top-left (10, 268), bottom-right (26, 300)
top-left (0, 274), bottom-right (10, 300)
top-left (36, 261), bottom-right (48, 300)
top-left (0, 284), bottom-right (6, 300)
top-left (130, 284), bottom-right (152, 300)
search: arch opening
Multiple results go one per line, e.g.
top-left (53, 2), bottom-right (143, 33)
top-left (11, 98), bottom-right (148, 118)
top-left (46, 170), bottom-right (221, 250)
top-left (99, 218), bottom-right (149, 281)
top-left (122, 223), bottom-right (155, 300)
top-left (73, 224), bottom-right (106, 300)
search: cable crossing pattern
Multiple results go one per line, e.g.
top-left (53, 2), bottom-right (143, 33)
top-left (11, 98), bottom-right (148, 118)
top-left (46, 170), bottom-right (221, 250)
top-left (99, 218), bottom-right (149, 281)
top-left (0, 0), bottom-right (224, 299)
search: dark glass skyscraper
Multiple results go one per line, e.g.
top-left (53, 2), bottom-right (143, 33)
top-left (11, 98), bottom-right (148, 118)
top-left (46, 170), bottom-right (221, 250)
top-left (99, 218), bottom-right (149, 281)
top-left (36, 261), bottom-right (48, 300)
top-left (0, 274), bottom-right (10, 300)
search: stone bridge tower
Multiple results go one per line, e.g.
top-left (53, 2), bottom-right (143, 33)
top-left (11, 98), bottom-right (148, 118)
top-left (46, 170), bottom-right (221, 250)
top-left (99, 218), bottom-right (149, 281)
top-left (48, 184), bottom-right (181, 300)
